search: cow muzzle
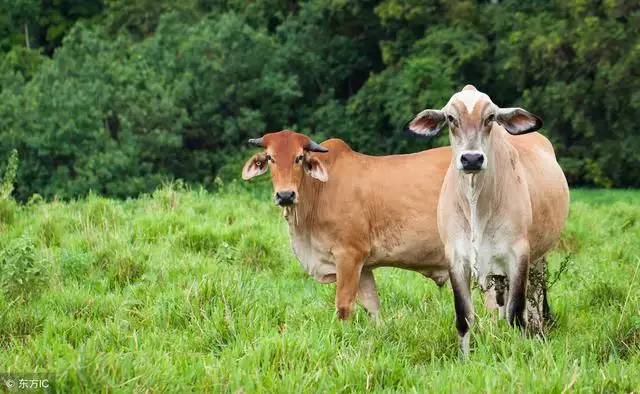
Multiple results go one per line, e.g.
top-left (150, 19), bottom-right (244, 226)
top-left (458, 151), bottom-right (486, 173)
top-left (275, 190), bottom-right (296, 206)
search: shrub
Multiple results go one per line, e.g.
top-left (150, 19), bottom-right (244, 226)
top-left (0, 236), bottom-right (49, 301)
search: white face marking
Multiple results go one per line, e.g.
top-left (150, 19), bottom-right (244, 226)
top-left (448, 90), bottom-right (492, 114)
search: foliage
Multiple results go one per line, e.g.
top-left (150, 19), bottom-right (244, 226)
top-left (0, 149), bottom-right (19, 200)
top-left (0, 236), bottom-right (48, 301)
top-left (0, 0), bottom-right (638, 200)
top-left (0, 186), bottom-right (638, 390)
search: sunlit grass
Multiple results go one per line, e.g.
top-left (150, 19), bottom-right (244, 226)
top-left (0, 183), bottom-right (638, 392)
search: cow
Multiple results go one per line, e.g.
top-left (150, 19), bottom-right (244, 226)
top-left (405, 85), bottom-right (569, 356)
top-left (242, 130), bottom-right (451, 320)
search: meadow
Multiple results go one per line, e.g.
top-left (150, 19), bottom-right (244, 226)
top-left (0, 182), bottom-right (638, 392)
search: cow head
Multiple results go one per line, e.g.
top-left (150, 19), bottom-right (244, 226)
top-left (405, 85), bottom-right (543, 173)
top-left (242, 130), bottom-right (329, 206)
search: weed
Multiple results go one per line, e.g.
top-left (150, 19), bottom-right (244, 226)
top-left (0, 198), bottom-right (17, 227)
top-left (0, 149), bottom-right (18, 200)
top-left (0, 236), bottom-right (49, 301)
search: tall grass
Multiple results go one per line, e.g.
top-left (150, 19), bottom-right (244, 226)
top-left (0, 181), bottom-right (638, 392)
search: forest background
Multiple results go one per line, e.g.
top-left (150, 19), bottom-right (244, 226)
top-left (0, 0), bottom-right (638, 200)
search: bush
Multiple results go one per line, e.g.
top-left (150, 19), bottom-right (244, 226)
top-left (0, 236), bottom-right (49, 300)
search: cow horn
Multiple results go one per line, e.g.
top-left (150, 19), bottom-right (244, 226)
top-left (306, 140), bottom-right (328, 153)
top-left (247, 137), bottom-right (264, 147)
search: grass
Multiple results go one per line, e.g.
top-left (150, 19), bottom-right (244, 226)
top-left (0, 182), bottom-right (638, 392)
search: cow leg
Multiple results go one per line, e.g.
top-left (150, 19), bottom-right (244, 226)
top-left (450, 260), bottom-right (474, 358)
top-left (358, 269), bottom-right (380, 321)
top-left (483, 276), bottom-right (507, 320)
top-left (483, 286), bottom-right (498, 310)
top-left (335, 252), bottom-right (365, 320)
top-left (507, 241), bottom-right (530, 331)
top-left (494, 276), bottom-right (508, 320)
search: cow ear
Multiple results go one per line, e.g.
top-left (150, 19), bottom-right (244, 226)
top-left (497, 107), bottom-right (543, 135)
top-left (304, 156), bottom-right (328, 182)
top-left (406, 109), bottom-right (446, 137)
top-left (242, 152), bottom-right (268, 180)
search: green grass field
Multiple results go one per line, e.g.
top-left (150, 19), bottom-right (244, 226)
top-left (0, 183), bottom-right (638, 392)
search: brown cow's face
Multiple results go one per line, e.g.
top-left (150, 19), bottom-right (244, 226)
top-left (242, 130), bottom-right (328, 206)
top-left (406, 85), bottom-right (543, 174)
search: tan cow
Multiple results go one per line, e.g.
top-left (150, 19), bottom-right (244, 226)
top-left (406, 85), bottom-right (569, 356)
top-left (242, 130), bottom-right (450, 320)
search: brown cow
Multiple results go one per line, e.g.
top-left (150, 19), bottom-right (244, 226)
top-left (406, 85), bottom-right (569, 356)
top-left (242, 130), bottom-right (451, 320)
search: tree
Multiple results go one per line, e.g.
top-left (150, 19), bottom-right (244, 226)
top-left (0, 0), bottom-right (39, 49)
top-left (1, 0), bottom-right (639, 200)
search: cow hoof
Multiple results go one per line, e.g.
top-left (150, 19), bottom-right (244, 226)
top-left (368, 310), bottom-right (381, 324)
top-left (336, 308), bottom-right (352, 320)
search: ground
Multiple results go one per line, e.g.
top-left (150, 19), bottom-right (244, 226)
top-left (0, 183), bottom-right (638, 392)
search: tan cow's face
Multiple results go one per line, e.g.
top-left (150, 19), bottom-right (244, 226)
top-left (406, 85), bottom-right (543, 173)
top-left (242, 130), bottom-right (328, 206)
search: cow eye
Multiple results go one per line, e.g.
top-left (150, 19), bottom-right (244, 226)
top-left (484, 114), bottom-right (495, 127)
top-left (447, 115), bottom-right (457, 127)
top-left (265, 154), bottom-right (273, 163)
top-left (295, 155), bottom-right (304, 164)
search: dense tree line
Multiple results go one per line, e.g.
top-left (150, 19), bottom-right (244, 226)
top-left (0, 0), bottom-right (637, 200)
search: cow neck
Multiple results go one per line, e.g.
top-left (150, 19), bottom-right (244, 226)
top-left (454, 130), bottom-right (513, 277)
top-left (455, 130), bottom-right (512, 234)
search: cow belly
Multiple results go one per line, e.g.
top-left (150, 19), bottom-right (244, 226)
top-left (367, 241), bottom-right (445, 270)
top-left (367, 244), bottom-right (449, 286)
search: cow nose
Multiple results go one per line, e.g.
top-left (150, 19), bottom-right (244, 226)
top-left (275, 190), bottom-right (296, 206)
top-left (460, 152), bottom-right (485, 171)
